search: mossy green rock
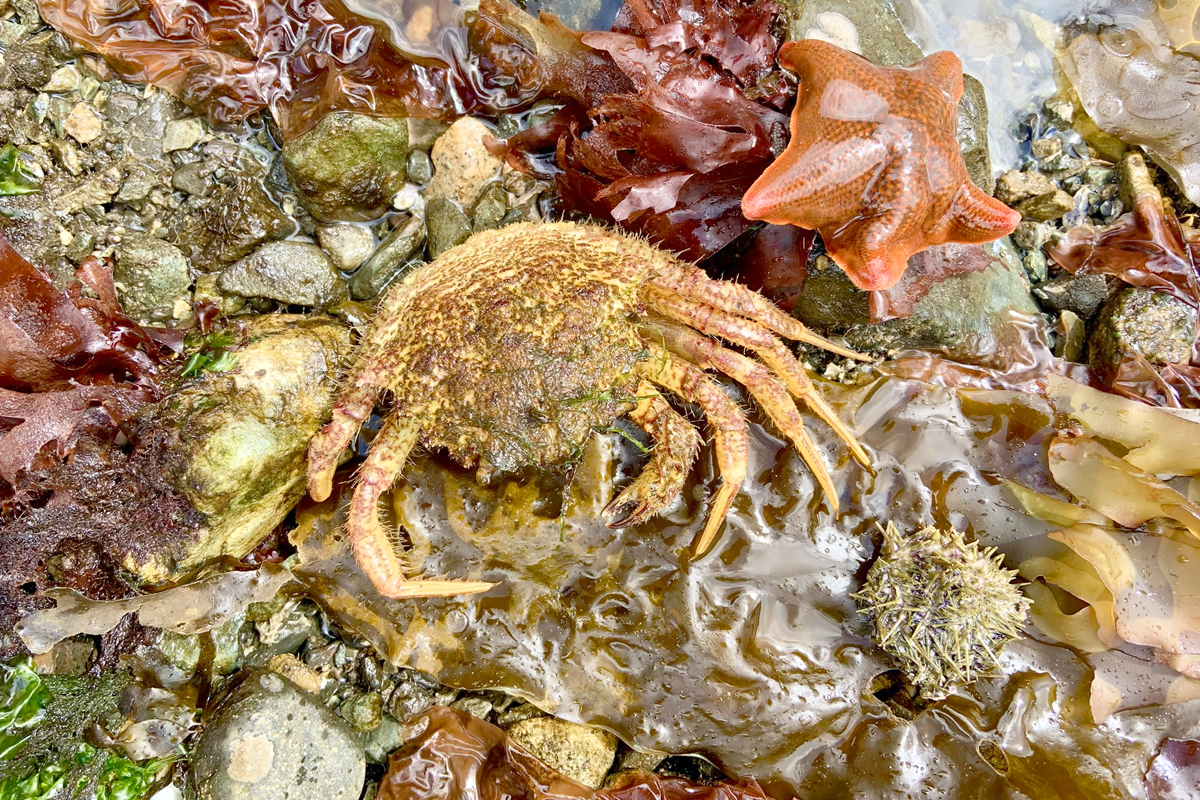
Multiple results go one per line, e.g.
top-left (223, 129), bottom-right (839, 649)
top-left (140, 315), bottom-right (352, 582)
top-left (283, 111), bottom-right (408, 222)
top-left (1088, 287), bottom-right (1196, 380)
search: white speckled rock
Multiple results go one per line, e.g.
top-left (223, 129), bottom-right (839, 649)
top-left (505, 716), bottom-right (617, 789)
top-left (425, 117), bottom-right (503, 207)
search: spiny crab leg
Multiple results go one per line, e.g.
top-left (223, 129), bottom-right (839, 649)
top-left (644, 322), bottom-right (840, 510)
top-left (648, 262), bottom-right (875, 362)
top-left (308, 382), bottom-right (382, 503)
top-left (638, 342), bottom-right (748, 557)
top-left (603, 380), bottom-right (701, 528)
top-left (644, 285), bottom-right (872, 469)
top-left (348, 417), bottom-right (495, 599)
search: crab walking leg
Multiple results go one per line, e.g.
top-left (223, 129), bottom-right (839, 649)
top-left (638, 342), bottom-right (749, 557)
top-left (647, 323), bottom-right (841, 512)
top-left (308, 382), bottom-right (384, 502)
top-left (604, 380), bottom-right (702, 528)
top-left (648, 262), bottom-right (872, 361)
top-left (348, 417), bottom-right (495, 599)
top-left (644, 285), bottom-right (872, 469)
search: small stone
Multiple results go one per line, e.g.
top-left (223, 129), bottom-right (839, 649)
top-left (407, 118), bottom-right (449, 151)
top-left (426, 116), bottom-right (503, 207)
top-left (1082, 164), bottom-right (1115, 190)
top-left (211, 614), bottom-right (248, 676)
top-left (170, 172), bottom-right (294, 272)
top-left (1089, 287), bottom-right (1197, 380)
top-left (350, 215), bottom-right (425, 300)
top-left (254, 599), bottom-right (319, 658)
top-left (48, 138), bottom-right (80, 175)
top-left (504, 717), bottom-right (617, 789)
top-left (406, 149), bottom-right (433, 185)
top-left (172, 162), bottom-right (212, 196)
top-left (994, 169), bottom-right (1057, 205)
top-left (189, 670), bottom-right (365, 800)
top-left (791, 253), bottom-right (871, 332)
top-left (956, 75), bottom-right (994, 194)
top-left (1043, 97), bottom-right (1075, 130)
top-left (1118, 151), bottom-right (1158, 210)
top-left (1034, 273), bottom-right (1109, 319)
top-left (318, 223), bottom-right (376, 271)
top-left (41, 64), bottom-right (80, 93)
top-left (1022, 249), bottom-right (1048, 284)
top-left (1054, 310), bottom-right (1086, 363)
top-left (1016, 189), bottom-right (1075, 221)
top-left (163, 117), bottom-right (205, 152)
top-left (51, 164), bottom-right (122, 213)
top-left (340, 692), bottom-right (384, 733)
top-left (116, 163), bottom-right (158, 203)
top-left (1030, 137), bottom-right (1062, 161)
top-left (62, 102), bottom-right (103, 143)
top-left (614, 749), bottom-right (665, 774)
top-left (219, 241), bottom-right (344, 307)
top-left (450, 696), bottom-right (492, 720)
top-left (359, 713), bottom-right (405, 764)
top-left (1011, 220), bottom-right (1054, 252)
top-left (267, 654), bottom-right (323, 694)
top-left (193, 273), bottom-right (246, 315)
top-left (386, 671), bottom-right (447, 723)
top-left (472, 184), bottom-right (507, 232)
top-left (113, 236), bottom-right (192, 324)
top-left (425, 197), bottom-right (472, 258)
top-left (282, 111), bottom-right (409, 222)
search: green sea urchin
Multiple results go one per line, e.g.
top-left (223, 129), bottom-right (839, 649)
top-left (854, 523), bottom-right (1030, 699)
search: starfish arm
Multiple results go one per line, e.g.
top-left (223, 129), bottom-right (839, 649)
top-left (742, 135), bottom-right (889, 226)
top-left (945, 184), bottom-right (1022, 244)
top-left (913, 50), bottom-right (965, 103)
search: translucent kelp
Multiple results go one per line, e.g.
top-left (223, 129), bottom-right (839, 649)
top-left (380, 706), bottom-right (770, 800)
top-left (36, 0), bottom-right (630, 138)
top-left (293, 373), bottom-right (1200, 798)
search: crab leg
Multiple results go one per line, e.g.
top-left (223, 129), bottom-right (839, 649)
top-left (646, 322), bottom-right (841, 511)
top-left (647, 262), bottom-right (873, 361)
top-left (638, 342), bottom-right (748, 557)
top-left (308, 382), bottom-right (383, 502)
top-left (644, 285), bottom-right (871, 469)
top-left (348, 417), bottom-right (496, 599)
top-left (604, 380), bottom-right (702, 528)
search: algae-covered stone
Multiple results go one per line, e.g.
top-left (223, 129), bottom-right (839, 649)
top-left (143, 316), bottom-right (352, 581)
top-left (283, 111), bottom-right (409, 222)
top-left (317, 223), bottom-right (376, 271)
top-left (425, 197), bottom-right (472, 257)
top-left (170, 171), bottom-right (293, 272)
top-left (219, 241), bottom-right (345, 307)
top-left (1088, 287), bottom-right (1197, 380)
top-left (190, 670), bottom-right (365, 800)
top-left (349, 215), bottom-right (425, 300)
top-left (113, 236), bottom-right (191, 325)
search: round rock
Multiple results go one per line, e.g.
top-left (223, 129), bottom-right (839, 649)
top-left (283, 111), bottom-right (409, 222)
top-left (219, 241), bottom-right (345, 307)
top-left (1088, 287), bottom-right (1197, 380)
top-left (113, 236), bottom-right (192, 325)
top-left (504, 716), bottom-right (617, 789)
top-left (190, 669), bottom-right (365, 800)
top-left (425, 116), bottom-right (503, 207)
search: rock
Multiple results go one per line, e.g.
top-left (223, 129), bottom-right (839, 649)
top-left (220, 241), bottom-right (345, 307)
top-left (450, 696), bottom-right (492, 720)
top-left (211, 614), bottom-right (248, 675)
top-left (340, 692), bottom-right (384, 733)
top-left (62, 102), bottom-right (103, 143)
top-left (116, 163), bottom-right (159, 203)
top-left (193, 273), bottom-right (246, 315)
top-left (1043, 97), bottom-right (1075, 129)
top-left (407, 118), bottom-right (449, 151)
top-left (788, 0), bottom-right (922, 68)
top-left (349, 215), bottom-right (425, 300)
top-left (1030, 137), bottom-right (1062, 161)
top-left (995, 169), bottom-right (1057, 205)
top-left (113, 236), bottom-right (192, 325)
top-left (170, 172), bottom-right (293, 272)
top-left (504, 716), bottom-right (617, 789)
top-left (1088, 287), bottom-right (1197, 380)
top-left (791, 253), bottom-right (870, 332)
top-left (1022, 249), bottom-right (1048, 284)
top-left (1055, 310), bottom-right (1086, 362)
top-left (50, 164), bottom-right (122, 213)
top-left (844, 242), bottom-right (1040, 356)
top-left (140, 316), bottom-right (352, 581)
top-left (162, 117), bottom-right (204, 152)
top-left (957, 75), bottom-right (994, 195)
top-left (1011, 220), bottom-right (1055, 252)
top-left (41, 64), bottom-right (79, 93)
top-left (267, 654), bottom-right (323, 694)
top-left (318, 223), bottom-right (376, 271)
top-left (360, 713), bottom-right (405, 764)
top-left (282, 111), bottom-right (409, 222)
top-left (254, 600), bottom-right (319, 659)
top-left (425, 197), bottom-right (472, 258)
top-left (387, 670), bottom-right (454, 723)
top-left (1034, 273), bottom-right (1109, 319)
top-left (1016, 189), bottom-right (1075, 221)
top-left (6, 30), bottom-right (58, 87)
top-left (406, 149), bottom-right (433, 185)
top-left (190, 670), bottom-right (365, 800)
top-left (472, 184), bottom-right (508, 232)
top-left (425, 116), bottom-right (503, 207)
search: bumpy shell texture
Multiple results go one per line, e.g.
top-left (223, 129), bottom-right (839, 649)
top-left (854, 523), bottom-right (1030, 699)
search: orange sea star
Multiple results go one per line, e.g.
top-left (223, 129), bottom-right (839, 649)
top-left (741, 39), bottom-right (1020, 292)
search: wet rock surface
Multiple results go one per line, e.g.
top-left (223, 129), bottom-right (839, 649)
top-left (426, 117), bottom-right (503, 208)
top-left (190, 669), bottom-right (365, 800)
top-left (112, 235), bottom-right (191, 324)
top-left (505, 717), bottom-right (618, 789)
top-left (219, 241), bottom-right (346, 307)
top-left (1088, 287), bottom-right (1197, 380)
top-left (283, 112), bottom-right (410, 222)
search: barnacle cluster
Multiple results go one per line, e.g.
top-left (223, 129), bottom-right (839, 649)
top-left (854, 523), bottom-right (1030, 699)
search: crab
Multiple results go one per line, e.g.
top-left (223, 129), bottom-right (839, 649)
top-left (307, 221), bottom-right (872, 598)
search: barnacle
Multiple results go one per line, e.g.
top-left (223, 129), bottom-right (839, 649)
top-left (854, 522), bottom-right (1029, 699)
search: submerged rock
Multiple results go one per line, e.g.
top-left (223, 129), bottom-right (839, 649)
top-left (504, 717), bottom-right (617, 789)
top-left (219, 241), bottom-right (346, 308)
top-left (283, 111), bottom-right (409, 222)
top-left (112, 236), bottom-right (191, 325)
top-left (1088, 287), bottom-right (1197, 380)
top-left (190, 669), bottom-right (365, 800)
